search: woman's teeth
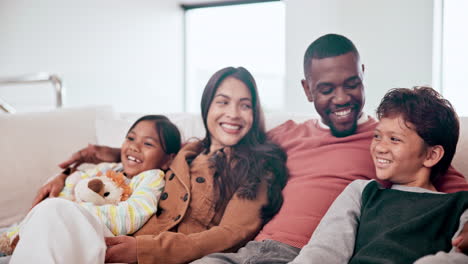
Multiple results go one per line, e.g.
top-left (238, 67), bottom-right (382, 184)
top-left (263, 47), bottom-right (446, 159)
top-left (221, 123), bottom-right (241, 130)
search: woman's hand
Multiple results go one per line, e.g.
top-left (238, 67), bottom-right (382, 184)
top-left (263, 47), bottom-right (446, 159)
top-left (58, 144), bottom-right (121, 169)
top-left (31, 173), bottom-right (67, 208)
top-left (452, 222), bottom-right (468, 254)
top-left (105, 236), bottom-right (138, 263)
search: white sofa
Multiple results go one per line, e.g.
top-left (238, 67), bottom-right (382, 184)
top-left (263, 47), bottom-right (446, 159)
top-left (1, 106), bottom-right (467, 228)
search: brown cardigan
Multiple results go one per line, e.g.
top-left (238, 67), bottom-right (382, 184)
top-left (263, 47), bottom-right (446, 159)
top-left (134, 141), bottom-right (269, 264)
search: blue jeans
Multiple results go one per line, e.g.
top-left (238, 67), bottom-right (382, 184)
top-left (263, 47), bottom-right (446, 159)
top-left (191, 240), bottom-right (301, 264)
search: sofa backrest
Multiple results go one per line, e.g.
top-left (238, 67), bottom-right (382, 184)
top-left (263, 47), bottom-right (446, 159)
top-left (0, 107), bottom-right (467, 228)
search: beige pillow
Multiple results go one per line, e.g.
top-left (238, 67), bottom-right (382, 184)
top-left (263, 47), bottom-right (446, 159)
top-left (0, 106), bottom-right (113, 227)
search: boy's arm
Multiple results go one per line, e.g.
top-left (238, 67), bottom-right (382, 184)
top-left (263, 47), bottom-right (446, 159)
top-left (288, 180), bottom-right (371, 264)
top-left (414, 210), bottom-right (468, 264)
top-left (79, 169), bottom-right (165, 235)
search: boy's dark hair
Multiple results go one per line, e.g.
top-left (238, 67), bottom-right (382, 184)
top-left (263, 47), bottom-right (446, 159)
top-left (376, 86), bottom-right (459, 182)
top-left (128, 115), bottom-right (181, 155)
top-left (303, 33), bottom-right (359, 78)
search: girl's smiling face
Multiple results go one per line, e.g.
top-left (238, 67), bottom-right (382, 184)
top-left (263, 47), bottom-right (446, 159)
top-left (121, 120), bottom-right (171, 177)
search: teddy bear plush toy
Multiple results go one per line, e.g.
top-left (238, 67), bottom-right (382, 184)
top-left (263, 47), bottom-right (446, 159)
top-left (0, 169), bottom-right (131, 255)
top-left (74, 170), bottom-right (132, 205)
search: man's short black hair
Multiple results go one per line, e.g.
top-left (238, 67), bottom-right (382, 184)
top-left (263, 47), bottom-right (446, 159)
top-left (303, 34), bottom-right (359, 78)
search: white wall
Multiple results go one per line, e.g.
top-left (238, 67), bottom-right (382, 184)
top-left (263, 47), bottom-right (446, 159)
top-left (285, 0), bottom-right (434, 115)
top-left (0, 0), bottom-right (184, 113)
top-left (0, 0), bottom-right (435, 115)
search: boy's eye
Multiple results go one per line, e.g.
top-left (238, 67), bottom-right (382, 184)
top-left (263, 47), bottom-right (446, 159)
top-left (144, 142), bottom-right (154, 147)
top-left (373, 133), bottom-right (381, 139)
top-left (390, 137), bottom-right (401, 142)
top-left (127, 136), bottom-right (135, 141)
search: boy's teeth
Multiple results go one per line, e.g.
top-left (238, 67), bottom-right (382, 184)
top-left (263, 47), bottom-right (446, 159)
top-left (334, 109), bottom-right (351, 116)
top-left (128, 156), bottom-right (141, 163)
top-left (221, 123), bottom-right (240, 130)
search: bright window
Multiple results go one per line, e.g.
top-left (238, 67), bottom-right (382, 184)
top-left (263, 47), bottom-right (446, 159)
top-left (184, 1), bottom-right (285, 113)
top-left (440, 0), bottom-right (468, 116)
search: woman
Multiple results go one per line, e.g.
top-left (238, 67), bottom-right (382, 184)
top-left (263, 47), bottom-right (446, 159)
top-left (21, 67), bottom-right (288, 264)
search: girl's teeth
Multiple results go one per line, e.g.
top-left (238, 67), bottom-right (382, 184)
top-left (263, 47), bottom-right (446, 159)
top-left (128, 156), bottom-right (141, 163)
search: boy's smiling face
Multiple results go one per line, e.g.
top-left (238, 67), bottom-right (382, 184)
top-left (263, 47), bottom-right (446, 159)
top-left (370, 115), bottom-right (430, 185)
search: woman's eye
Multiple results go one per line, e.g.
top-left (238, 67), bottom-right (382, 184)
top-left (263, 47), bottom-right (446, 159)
top-left (144, 142), bottom-right (154, 147)
top-left (390, 137), bottom-right (401, 142)
top-left (373, 134), bottom-right (380, 139)
top-left (127, 136), bottom-right (134, 141)
top-left (216, 100), bottom-right (228, 105)
top-left (241, 103), bottom-right (252, 110)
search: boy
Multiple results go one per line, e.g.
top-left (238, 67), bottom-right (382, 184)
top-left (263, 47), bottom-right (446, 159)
top-left (290, 87), bottom-right (468, 263)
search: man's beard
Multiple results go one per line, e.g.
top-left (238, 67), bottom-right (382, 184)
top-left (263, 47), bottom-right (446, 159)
top-left (330, 121), bottom-right (358, 138)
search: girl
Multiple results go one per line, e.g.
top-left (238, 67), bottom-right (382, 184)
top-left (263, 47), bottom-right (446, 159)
top-left (6, 115), bottom-right (181, 263)
top-left (30, 66), bottom-right (288, 264)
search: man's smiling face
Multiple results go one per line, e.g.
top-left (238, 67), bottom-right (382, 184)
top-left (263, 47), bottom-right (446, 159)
top-left (302, 52), bottom-right (365, 137)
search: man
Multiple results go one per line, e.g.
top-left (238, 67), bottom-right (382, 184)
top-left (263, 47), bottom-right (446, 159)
top-left (191, 34), bottom-right (468, 263)
top-left (38, 34), bottom-right (468, 263)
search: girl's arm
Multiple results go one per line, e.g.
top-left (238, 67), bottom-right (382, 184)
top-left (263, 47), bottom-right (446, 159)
top-left (134, 180), bottom-right (270, 264)
top-left (79, 169), bottom-right (165, 235)
top-left (289, 180), bottom-right (371, 264)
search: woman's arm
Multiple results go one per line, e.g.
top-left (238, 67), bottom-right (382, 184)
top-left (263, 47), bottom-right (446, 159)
top-left (31, 144), bottom-right (122, 207)
top-left (289, 180), bottom-right (370, 264)
top-left (59, 144), bottom-right (121, 169)
top-left (131, 181), bottom-right (270, 264)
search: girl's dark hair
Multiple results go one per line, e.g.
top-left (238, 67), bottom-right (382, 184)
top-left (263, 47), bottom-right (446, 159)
top-left (200, 66), bottom-right (288, 223)
top-left (128, 115), bottom-right (181, 155)
top-left (376, 86), bottom-right (459, 182)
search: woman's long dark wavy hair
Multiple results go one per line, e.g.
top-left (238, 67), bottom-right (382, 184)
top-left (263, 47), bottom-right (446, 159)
top-left (200, 66), bottom-right (288, 223)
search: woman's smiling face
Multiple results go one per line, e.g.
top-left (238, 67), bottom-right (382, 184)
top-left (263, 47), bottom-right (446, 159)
top-left (206, 77), bottom-right (253, 153)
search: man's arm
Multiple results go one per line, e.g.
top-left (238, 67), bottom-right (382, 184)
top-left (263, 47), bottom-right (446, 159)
top-left (435, 166), bottom-right (468, 193)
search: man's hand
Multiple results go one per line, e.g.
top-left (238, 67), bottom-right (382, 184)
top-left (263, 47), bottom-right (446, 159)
top-left (31, 173), bottom-right (67, 208)
top-left (105, 236), bottom-right (138, 264)
top-left (453, 222), bottom-right (468, 254)
top-left (58, 144), bottom-right (121, 169)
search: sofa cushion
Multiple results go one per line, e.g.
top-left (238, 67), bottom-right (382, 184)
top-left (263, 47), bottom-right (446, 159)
top-left (0, 106), bottom-right (113, 227)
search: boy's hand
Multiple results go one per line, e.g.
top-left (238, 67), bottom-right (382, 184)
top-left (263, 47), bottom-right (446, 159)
top-left (452, 222), bottom-right (468, 254)
top-left (58, 144), bottom-right (121, 169)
